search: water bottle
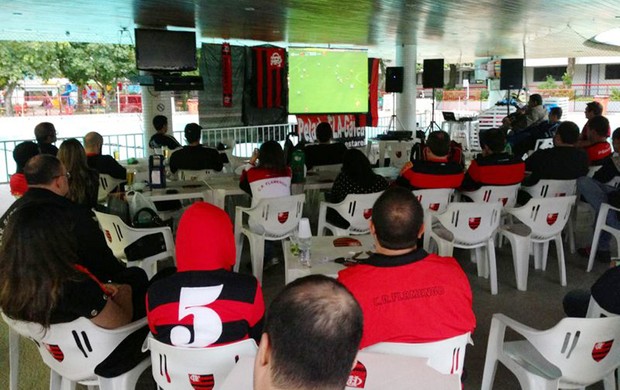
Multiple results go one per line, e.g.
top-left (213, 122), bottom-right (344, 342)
top-left (299, 237), bottom-right (312, 267)
top-left (298, 218), bottom-right (312, 267)
top-left (291, 149), bottom-right (305, 183)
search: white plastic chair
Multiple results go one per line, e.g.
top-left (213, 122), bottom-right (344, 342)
top-left (146, 336), bottom-right (257, 390)
top-left (412, 188), bottom-right (454, 251)
top-left (586, 296), bottom-right (620, 390)
top-left (429, 202), bottom-right (502, 294)
top-left (500, 196), bottom-right (576, 291)
top-left (587, 165), bottom-right (603, 178)
top-left (97, 174), bottom-right (124, 203)
top-left (481, 313), bottom-right (620, 390)
top-left (534, 137), bottom-right (554, 151)
top-left (234, 194), bottom-right (305, 284)
top-left (3, 309), bottom-right (20, 390)
top-left (178, 169), bottom-right (217, 181)
top-left (362, 332), bottom-right (472, 376)
top-left (2, 314), bottom-right (150, 390)
top-left (94, 210), bottom-right (175, 279)
top-left (386, 140), bottom-right (416, 168)
top-left (587, 203), bottom-right (620, 272)
top-left (521, 179), bottom-right (578, 254)
top-left (317, 192), bottom-right (383, 236)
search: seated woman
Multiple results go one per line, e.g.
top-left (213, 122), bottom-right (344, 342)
top-left (146, 202), bottom-right (264, 347)
top-left (9, 141), bottom-right (39, 198)
top-left (327, 149), bottom-right (388, 228)
top-left (0, 203), bottom-right (149, 376)
top-left (58, 138), bottom-right (100, 208)
top-left (239, 140), bottom-right (292, 204)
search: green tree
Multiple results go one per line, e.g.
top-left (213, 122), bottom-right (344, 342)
top-left (0, 41), bottom-right (60, 116)
top-left (56, 43), bottom-right (136, 111)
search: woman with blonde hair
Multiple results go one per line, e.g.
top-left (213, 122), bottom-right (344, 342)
top-left (58, 138), bottom-right (99, 207)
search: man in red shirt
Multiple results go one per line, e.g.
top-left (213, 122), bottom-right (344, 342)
top-left (338, 187), bottom-right (476, 348)
top-left (582, 115), bottom-right (612, 166)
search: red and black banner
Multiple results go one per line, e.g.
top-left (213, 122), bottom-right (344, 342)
top-left (222, 43), bottom-right (232, 107)
top-left (356, 58), bottom-right (380, 127)
top-left (252, 46), bottom-right (286, 108)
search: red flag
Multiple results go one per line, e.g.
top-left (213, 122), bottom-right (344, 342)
top-left (222, 43), bottom-right (232, 107)
top-left (253, 46), bottom-right (286, 108)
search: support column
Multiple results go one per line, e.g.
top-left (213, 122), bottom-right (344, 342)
top-left (395, 44), bottom-right (417, 131)
top-left (141, 83), bottom-right (175, 156)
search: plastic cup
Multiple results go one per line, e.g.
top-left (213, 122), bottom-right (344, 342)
top-left (298, 218), bottom-right (312, 239)
top-left (113, 150), bottom-right (120, 160)
top-left (126, 171), bottom-right (135, 186)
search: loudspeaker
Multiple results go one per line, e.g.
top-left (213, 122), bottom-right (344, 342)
top-left (423, 59), bottom-right (444, 88)
top-left (385, 67), bottom-right (404, 93)
top-left (153, 75), bottom-right (204, 91)
top-left (500, 59), bottom-right (523, 90)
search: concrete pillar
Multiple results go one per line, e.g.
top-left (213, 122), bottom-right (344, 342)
top-left (395, 44), bottom-right (417, 130)
top-left (141, 83), bottom-right (174, 156)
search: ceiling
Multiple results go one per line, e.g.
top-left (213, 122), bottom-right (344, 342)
top-left (2, 0), bottom-right (620, 63)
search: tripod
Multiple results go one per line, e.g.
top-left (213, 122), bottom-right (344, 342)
top-left (386, 93), bottom-right (405, 132)
top-left (425, 87), bottom-right (442, 132)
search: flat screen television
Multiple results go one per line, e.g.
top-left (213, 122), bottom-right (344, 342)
top-left (134, 28), bottom-right (197, 72)
top-left (288, 48), bottom-right (368, 114)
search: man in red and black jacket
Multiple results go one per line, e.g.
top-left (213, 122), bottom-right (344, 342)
top-left (583, 115), bottom-right (612, 166)
top-left (460, 128), bottom-right (525, 191)
top-left (394, 130), bottom-right (464, 190)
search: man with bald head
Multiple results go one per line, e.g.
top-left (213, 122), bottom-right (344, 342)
top-left (338, 187), bottom-right (475, 349)
top-left (254, 275), bottom-right (363, 390)
top-left (84, 131), bottom-right (126, 180)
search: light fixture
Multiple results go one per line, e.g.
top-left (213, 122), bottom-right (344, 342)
top-left (592, 28), bottom-right (620, 46)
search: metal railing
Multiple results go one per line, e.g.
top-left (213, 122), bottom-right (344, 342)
top-left (0, 115), bottom-right (430, 184)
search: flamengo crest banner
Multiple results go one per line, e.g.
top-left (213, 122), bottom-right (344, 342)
top-left (296, 114), bottom-right (365, 147)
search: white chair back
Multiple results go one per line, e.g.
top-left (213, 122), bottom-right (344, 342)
top-left (459, 184), bottom-right (520, 208)
top-left (534, 137), bottom-right (554, 151)
top-left (507, 195), bottom-right (575, 240)
top-left (94, 210), bottom-right (175, 279)
top-left (179, 169), bottom-right (217, 181)
top-left (482, 314), bottom-right (620, 390)
top-left (386, 141), bottom-right (416, 168)
top-left (97, 174), bottom-right (124, 202)
top-left (606, 175), bottom-right (620, 189)
top-left (243, 194), bottom-right (306, 238)
top-left (412, 188), bottom-right (454, 251)
top-left (434, 202), bottom-right (501, 246)
top-left (317, 192), bottom-right (382, 236)
top-left (147, 336), bottom-right (258, 390)
top-left (2, 314), bottom-right (148, 386)
top-left (522, 179), bottom-right (576, 198)
top-left (587, 296), bottom-right (617, 318)
top-left (363, 332), bottom-right (472, 375)
top-left (588, 165), bottom-right (603, 178)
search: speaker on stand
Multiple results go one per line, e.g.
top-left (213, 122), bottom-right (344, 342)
top-left (423, 59), bottom-right (444, 132)
top-left (385, 67), bottom-right (406, 132)
top-left (500, 58), bottom-right (524, 117)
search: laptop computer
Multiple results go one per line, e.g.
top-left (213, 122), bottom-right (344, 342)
top-left (442, 111), bottom-right (457, 121)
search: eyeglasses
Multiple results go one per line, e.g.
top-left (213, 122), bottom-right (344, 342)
top-left (53, 171), bottom-right (71, 180)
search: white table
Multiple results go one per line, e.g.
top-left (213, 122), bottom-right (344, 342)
top-left (129, 180), bottom-right (211, 202)
top-left (283, 235), bottom-right (375, 284)
top-left (219, 351), bottom-right (461, 390)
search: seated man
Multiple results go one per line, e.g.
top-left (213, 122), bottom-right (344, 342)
top-left (303, 122), bottom-right (347, 170)
top-left (510, 93), bottom-right (548, 132)
top-left (10, 141), bottom-right (39, 198)
top-left (338, 187), bottom-right (476, 348)
top-left (147, 202), bottom-right (264, 347)
top-left (84, 131), bottom-right (126, 180)
top-left (254, 275), bottom-right (362, 390)
top-left (578, 101), bottom-right (608, 147)
top-left (169, 123), bottom-right (224, 174)
top-left (460, 128), bottom-right (525, 191)
top-left (1, 155), bottom-right (139, 284)
top-left (149, 115), bottom-right (181, 150)
top-left (583, 115), bottom-right (612, 166)
top-left (522, 121), bottom-right (589, 187)
top-left (34, 122), bottom-right (58, 156)
top-left (394, 130), bottom-right (464, 190)
top-left (509, 106), bottom-right (563, 157)
top-left (577, 128), bottom-right (620, 263)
